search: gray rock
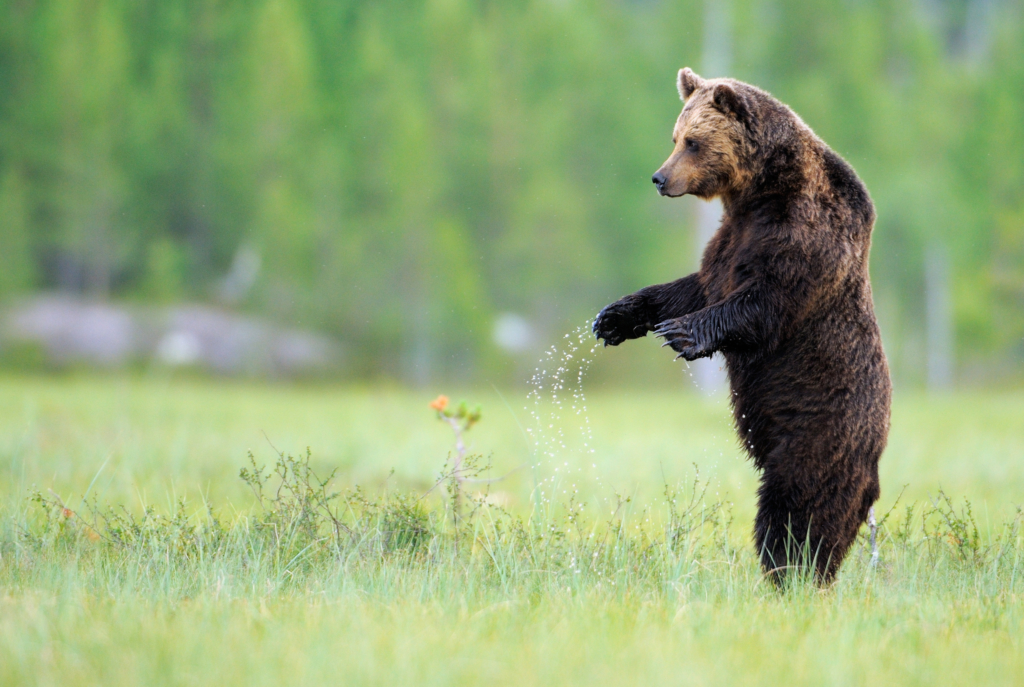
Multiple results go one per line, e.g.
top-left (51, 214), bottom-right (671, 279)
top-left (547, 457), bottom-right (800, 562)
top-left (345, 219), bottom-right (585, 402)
top-left (2, 294), bottom-right (341, 377)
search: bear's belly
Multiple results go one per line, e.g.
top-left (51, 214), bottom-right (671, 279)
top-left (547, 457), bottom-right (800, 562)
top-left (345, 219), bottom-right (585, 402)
top-left (723, 310), bottom-right (891, 471)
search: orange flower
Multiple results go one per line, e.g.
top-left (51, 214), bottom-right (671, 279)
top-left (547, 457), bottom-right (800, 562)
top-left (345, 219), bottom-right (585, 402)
top-left (61, 508), bottom-right (73, 518)
top-left (429, 395), bottom-right (449, 412)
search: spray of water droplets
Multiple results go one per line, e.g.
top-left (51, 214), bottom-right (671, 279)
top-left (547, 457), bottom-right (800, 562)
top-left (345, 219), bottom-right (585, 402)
top-left (524, 321), bottom-right (599, 477)
top-left (518, 320), bottom-right (731, 544)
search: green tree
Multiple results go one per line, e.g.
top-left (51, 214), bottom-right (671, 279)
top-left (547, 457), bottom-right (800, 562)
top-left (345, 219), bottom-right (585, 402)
top-left (0, 166), bottom-right (35, 297)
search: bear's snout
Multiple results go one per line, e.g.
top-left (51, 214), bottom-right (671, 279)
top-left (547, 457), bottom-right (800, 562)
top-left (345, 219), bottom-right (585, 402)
top-left (652, 171), bottom-right (668, 194)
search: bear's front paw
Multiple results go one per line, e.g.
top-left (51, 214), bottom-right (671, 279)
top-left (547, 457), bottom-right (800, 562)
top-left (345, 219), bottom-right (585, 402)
top-left (655, 317), bottom-right (713, 361)
top-left (593, 298), bottom-right (649, 347)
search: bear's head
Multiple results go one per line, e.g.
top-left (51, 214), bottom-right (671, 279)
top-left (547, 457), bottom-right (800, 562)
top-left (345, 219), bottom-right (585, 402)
top-left (652, 68), bottom-right (755, 200)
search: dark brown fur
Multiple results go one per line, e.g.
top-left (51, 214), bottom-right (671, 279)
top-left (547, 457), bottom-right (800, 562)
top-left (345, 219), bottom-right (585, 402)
top-left (594, 69), bottom-right (891, 583)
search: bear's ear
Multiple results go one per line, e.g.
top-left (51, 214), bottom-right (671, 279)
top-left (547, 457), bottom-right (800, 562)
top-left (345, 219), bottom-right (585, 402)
top-left (677, 68), bottom-right (703, 101)
top-left (712, 83), bottom-right (747, 120)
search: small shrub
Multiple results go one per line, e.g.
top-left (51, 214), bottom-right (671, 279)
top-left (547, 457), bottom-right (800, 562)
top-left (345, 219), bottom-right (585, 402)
top-left (9, 400), bottom-right (1024, 597)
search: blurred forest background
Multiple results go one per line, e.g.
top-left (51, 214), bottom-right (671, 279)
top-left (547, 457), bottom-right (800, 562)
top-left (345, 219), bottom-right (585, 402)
top-left (0, 0), bottom-right (1021, 386)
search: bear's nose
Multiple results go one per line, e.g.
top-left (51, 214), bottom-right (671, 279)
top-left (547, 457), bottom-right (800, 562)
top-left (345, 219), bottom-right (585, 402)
top-left (652, 171), bottom-right (667, 192)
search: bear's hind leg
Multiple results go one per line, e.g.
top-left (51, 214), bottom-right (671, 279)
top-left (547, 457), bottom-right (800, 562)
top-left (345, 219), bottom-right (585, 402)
top-left (754, 470), bottom-right (862, 586)
top-left (754, 478), bottom-right (820, 585)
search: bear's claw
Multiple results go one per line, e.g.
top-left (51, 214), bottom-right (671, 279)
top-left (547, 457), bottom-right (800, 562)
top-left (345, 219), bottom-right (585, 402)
top-left (655, 317), bottom-right (712, 361)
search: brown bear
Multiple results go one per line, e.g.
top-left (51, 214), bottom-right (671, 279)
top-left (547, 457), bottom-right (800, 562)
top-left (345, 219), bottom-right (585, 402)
top-left (594, 68), bottom-right (891, 583)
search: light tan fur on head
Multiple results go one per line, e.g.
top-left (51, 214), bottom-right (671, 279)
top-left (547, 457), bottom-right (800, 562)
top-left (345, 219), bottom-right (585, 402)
top-left (677, 68), bottom-right (704, 100)
top-left (655, 69), bottom-right (752, 200)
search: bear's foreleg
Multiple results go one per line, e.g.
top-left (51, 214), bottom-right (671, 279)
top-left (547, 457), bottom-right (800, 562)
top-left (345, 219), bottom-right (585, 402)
top-left (594, 273), bottom-right (706, 346)
top-left (655, 283), bottom-right (789, 360)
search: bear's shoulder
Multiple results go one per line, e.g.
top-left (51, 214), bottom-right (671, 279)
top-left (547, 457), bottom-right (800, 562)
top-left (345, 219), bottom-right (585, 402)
top-left (819, 147), bottom-right (875, 227)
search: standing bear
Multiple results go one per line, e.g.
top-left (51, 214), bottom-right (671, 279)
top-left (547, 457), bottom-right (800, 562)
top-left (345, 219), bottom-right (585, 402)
top-left (594, 68), bottom-right (891, 582)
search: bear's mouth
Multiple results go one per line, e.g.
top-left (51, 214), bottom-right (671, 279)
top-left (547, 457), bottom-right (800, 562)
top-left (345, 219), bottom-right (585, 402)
top-left (657, 186), bottom-right (685, 198)
top-left (652, 171), bottom-right (686, 197)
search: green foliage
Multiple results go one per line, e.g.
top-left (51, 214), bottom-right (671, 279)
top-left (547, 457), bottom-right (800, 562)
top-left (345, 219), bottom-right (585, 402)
top-left (239, 448), bottom-right (432, 557)
top-left (0, 168), bottom-right (35, 298)
top-left (0, 378), bottom-right (1024, 683)
top-left (5, 447), bottom-right (1024, 685)
top-left (0, 0), bottom-right (1021, 382)
top-left (16, 445), bottom-right (1022, 591)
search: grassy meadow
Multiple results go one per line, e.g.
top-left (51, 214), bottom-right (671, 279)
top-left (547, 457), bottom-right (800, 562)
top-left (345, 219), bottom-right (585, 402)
top-left (1, 373), bottom-right (1023, 686)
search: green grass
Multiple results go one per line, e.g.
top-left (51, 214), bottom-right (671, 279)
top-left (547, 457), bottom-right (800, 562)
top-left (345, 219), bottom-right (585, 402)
top-left (1, 374), bottom-right (1024, 686)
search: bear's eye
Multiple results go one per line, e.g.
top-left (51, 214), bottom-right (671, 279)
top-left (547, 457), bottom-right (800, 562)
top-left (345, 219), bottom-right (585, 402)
top-left (685, 138), bottom-right (699, 152)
